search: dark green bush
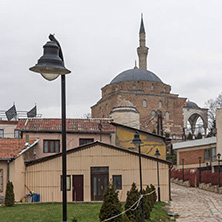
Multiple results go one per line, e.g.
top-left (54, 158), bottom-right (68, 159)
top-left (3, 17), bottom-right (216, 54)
top-left (125, 183), bottom-right (142, 222)
top-left (142, 188), bottom-right (150, 219)
top-left (99, 183), bottom-right (122, 222)
top-left (4, 181), bottom-right (15, 207)
top-left (150, 184), bottom-right (157, 204)
top-left (122, 213), bottom-right (130, 222)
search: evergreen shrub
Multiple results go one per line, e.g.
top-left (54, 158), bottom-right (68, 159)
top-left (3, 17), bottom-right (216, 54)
top-left (4, 181), bottom-right (15, 207)
top-left (99, 183), bottom-right (122, 222)
top-left (125, 183), bottom-right (142, 222)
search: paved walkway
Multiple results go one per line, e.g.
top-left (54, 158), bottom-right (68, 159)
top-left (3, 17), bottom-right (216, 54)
top-left (168, 183), bottom-right (222, 222)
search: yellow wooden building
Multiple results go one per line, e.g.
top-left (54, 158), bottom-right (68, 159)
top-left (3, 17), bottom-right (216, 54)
top-left (111, 122), bottom-right (168, 160)
top-left (25, 141), bottom-right (172, 202)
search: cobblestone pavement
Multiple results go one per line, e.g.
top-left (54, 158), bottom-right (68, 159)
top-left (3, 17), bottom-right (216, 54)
top-left (168, 183), bottom-right (222, 222)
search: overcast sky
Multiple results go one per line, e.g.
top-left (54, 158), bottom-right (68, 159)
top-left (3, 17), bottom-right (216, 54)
top-left (1, 0), bottom-right (222, 118)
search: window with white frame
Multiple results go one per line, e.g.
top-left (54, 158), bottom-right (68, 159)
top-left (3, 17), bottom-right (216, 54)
top-left (159, 101), bottom-right (162, 108)
top-left (14, 130), bottom-right (21, 138)
top-left (204, 148), bottom-right (216, 162)
top-left (0, 129), bottom-right (3, 138)
top-left (152, 111), bottom-right (155, 119)
top-left (165, 112), bottom-right (169, 120)
top-left (143, 99), bottom-right (147, 107)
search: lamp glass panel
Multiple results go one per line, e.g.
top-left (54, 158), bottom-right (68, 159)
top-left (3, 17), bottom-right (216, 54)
top-left (41, 73), bottom-right (59, 81)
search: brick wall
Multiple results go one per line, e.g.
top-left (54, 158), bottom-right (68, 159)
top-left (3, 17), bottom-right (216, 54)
top-left (92, 80), bottom-right (186, 136)
top-left (179, 149), bottom-right (204, 165)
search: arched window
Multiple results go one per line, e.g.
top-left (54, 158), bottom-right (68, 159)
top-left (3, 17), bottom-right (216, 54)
top-left (165, 112), bottom-right (169, 120)
top-left (159, 101), bottom-right (162, 108)
top-left (143, 99), bottom-right (147, 107)
top-left (152, 110), bottom-right (155, 119)
top-left (115, 86), bottom-right (118, 92)
top-left (151, 84), bottom-right (154, 91)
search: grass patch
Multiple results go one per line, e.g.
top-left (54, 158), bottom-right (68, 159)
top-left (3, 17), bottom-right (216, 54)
top-left (0, 203), bottom-right (102, 222)
top-left (0, 201), bottom-right (175, 222)
top-left (147, 202), bottom-right (176, 222)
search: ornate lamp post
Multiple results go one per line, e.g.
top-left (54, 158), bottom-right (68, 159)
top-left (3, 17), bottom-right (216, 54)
top-left (154, 148), bottom-right (161, 202)
top-left (131, 131), bottom-right (144, 222)
top-left (217, 153), bottom-right (221, 187)
top-left (198, 156), bottom-right (201, 184)
top-left (29, 34), bottom-right (71, 222)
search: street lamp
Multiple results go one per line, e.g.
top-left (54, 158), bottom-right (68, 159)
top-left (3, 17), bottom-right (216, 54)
top-left (154, 148), bottom-right (161, 202)
top-left (198, 156), bottom-right (201, 184)
top-left (217, 153), bottom-right (221, 187)
top-left (29, 34), bottom-right (71, 222)
top-left (131, 131), bottom-right (144, 222)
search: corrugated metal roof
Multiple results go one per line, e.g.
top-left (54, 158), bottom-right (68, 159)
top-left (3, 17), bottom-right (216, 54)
top-left (16, 118), bottom-right (115, 133)
top-left (173, 137), bottom-right (216, 150)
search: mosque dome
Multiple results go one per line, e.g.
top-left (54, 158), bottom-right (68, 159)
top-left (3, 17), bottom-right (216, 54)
top-left (185, 101), bottom-right (199, 108)
top-left (110, 99), bottom-right (140, 129)
top-left (111, 99), bottom-right (139, 113)
top-left (110, 68), bottom-right (163, 84)
top-left (115, 99), bottom-right (135, 108)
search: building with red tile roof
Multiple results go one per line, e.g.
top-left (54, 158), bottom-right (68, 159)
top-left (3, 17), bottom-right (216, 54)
top-left (16, 118), bottom-right (115, 133)
top-left (15, 118), bottom-right (115, 160)
top-left (0, 138), bottom-right (38, 159)
top-left (0, 138), bottom-right (39, 203)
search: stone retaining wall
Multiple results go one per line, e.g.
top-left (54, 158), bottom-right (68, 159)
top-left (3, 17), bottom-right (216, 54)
top-left (171, 178), bottom-right (222, 194)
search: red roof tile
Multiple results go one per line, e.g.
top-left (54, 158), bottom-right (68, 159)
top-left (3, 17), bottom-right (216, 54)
top-left (16, 118), bottom-right (115, 133)
top-left (0, 138), bottom-right (37, 159)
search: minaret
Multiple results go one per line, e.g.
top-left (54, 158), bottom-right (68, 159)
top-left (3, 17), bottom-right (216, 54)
top-left (137, 14), bottom-right (149, 70)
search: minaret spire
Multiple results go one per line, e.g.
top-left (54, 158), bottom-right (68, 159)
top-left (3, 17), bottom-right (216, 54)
top-left (139, 13), bottom-right (145, 34)
top-left (137, 14), bottom-right (149, 70)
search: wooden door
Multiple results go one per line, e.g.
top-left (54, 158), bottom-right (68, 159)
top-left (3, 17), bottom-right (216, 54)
top-left (72, 175), bottom-right (84, 201)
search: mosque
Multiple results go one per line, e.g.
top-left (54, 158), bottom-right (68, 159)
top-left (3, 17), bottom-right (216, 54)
top-left (91, 17), bottom-right (208, 140)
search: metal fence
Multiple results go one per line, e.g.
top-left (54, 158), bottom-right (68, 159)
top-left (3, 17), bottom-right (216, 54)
top-left (171, 168), bottom-right (221, 187)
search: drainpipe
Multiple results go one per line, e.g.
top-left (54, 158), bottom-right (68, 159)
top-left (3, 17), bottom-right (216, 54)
top-left (169, 163), bottom-right (173, 201)
top-left (7, 160), bottom-right (10, 182)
